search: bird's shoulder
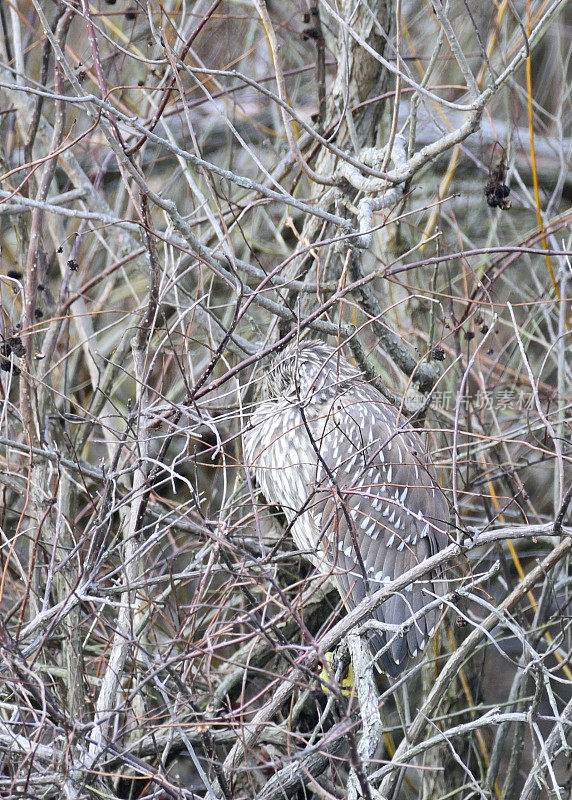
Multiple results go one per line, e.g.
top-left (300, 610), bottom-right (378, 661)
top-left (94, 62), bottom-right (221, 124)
top-left (313, 382), bottom-right (449, 543)
top-left (322, 383), bottom-right (434, 474)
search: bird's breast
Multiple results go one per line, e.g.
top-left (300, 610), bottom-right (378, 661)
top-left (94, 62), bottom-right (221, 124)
top-left (245, 402), bottom-right (318, 509)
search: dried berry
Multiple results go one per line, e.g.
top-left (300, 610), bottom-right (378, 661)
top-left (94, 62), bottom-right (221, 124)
top-left (7, 337), bottom-right (25, 357)
top-left (484, 144), bottom-right (511, 210)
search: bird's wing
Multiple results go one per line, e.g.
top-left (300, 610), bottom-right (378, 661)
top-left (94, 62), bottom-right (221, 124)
top-left (309, 386), bottom-right (449, 675)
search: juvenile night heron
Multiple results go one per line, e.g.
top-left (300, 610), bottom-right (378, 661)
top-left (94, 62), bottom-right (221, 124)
top-left (244, 341), bottom-right (449, 676)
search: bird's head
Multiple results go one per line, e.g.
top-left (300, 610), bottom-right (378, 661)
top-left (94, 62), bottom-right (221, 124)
top-left (256, 341), bottom-right (362, 404)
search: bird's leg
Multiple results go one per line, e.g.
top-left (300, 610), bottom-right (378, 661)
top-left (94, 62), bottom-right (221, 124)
top-left (316, 641), bottom-right (353, 697)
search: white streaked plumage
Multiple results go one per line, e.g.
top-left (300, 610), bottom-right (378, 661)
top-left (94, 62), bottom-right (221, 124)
top-left (243, 342), bottom-right (449, 676)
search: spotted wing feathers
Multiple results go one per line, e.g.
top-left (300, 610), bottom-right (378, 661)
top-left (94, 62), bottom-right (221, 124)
top-left (313, 386), bottom-right (449, 675)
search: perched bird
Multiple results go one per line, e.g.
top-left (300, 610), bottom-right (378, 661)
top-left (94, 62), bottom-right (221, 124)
top-left (243, 341), bottom-right (449, 675)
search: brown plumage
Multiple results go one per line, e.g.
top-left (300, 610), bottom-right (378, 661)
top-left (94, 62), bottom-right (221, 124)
top-left (243, 342), bottom-right (449, 675)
